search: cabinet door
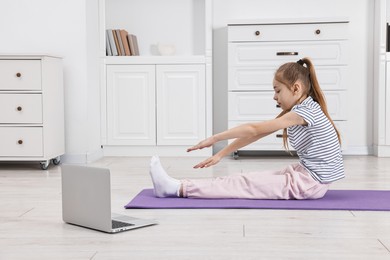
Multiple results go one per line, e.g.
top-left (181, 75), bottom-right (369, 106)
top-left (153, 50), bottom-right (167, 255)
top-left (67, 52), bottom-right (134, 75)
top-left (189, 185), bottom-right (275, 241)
top-left (106, 65), bottom-right (156, 145)
top-left (156, 65), bottom-right (206, 145)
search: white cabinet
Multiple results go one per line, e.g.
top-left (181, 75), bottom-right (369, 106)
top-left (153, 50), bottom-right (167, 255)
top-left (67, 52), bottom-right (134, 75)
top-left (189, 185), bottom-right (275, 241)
top-left (105, 64), bottom-right (206, 152)
top-left (0, 55), bottom-right (64, 169)
top-left (99, 0), bottom-right (212, 156)
top-left (227, 19), bottom-right (349, 153)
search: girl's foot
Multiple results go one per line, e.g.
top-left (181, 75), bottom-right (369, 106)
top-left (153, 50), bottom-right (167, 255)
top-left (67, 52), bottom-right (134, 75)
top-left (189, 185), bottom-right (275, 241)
top-left (149, 156), bottom-right (180, 197)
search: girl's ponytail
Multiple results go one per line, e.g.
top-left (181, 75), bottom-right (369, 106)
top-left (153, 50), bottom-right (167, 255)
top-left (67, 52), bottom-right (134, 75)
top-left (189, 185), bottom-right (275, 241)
top-left (301, 58), bottom-right (341, 144)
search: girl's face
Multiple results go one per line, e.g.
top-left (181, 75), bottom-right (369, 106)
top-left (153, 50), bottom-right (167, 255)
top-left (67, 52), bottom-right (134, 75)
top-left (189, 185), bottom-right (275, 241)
top-left (272, 79), bottom-right (300, 111)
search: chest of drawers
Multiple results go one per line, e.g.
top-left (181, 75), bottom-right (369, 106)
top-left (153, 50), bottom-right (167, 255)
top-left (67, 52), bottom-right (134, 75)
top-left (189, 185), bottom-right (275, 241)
top-left (0, 55), bottom-right (64, 169)
top-left (227, 19), bottom-right (349, 156)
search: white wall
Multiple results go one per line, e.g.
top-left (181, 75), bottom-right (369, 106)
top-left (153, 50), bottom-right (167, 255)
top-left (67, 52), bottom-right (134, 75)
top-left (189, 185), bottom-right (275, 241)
top-left (85, 0), bottom-right (103, 162)
top-left (0, 0), bottom-right (102, 163)
top-left (0, 0), bottom-right (375, 162)
top-left (212, 0), bottom-right (375, 155)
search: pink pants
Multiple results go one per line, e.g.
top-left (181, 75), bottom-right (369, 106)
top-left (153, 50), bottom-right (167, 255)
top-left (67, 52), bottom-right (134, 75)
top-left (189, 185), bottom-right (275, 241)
top-left (182, 163), bottom-right (329, 200)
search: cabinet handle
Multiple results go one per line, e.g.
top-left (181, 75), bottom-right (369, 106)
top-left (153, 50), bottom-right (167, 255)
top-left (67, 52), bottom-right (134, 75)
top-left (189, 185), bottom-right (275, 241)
top-left (255, 30), bottom-right (260, 36)
top-left (276, 104), bottom-right (281, 108)
top-left (276, 134), bottom-right (283, 138)
top-left (18, 139), bottom-right (23, 145)
top-left (276, 52), bottom-right (298, 56)
top-left (315, 29), bottom-right (321, 35)
top-left (16, 72), bottom-right (22, 77)
top-left (17, 106), bottom-right (23, 111)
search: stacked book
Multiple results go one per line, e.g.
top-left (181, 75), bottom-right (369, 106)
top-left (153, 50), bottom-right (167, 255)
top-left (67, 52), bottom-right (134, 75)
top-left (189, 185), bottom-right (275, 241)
top-left (106, 29), bottom-right (139, 56)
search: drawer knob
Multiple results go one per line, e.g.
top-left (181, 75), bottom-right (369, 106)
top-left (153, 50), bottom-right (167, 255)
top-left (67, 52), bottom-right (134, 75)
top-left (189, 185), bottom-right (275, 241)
top-left (17, 106), bottom-right (23, 111)
top-left (18, 140), bottom-right (23, 145)
top-left (16, 72), bottom-right (22, 78)
top-left (255, 30), bottom-right (260, 36)
top-left (315, 29), bottom-right (321, 35)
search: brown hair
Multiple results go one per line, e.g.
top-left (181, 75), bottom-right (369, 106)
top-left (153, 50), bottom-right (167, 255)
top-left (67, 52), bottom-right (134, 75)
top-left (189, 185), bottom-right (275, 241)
top-left (274, 57), bottom-right (341, 151)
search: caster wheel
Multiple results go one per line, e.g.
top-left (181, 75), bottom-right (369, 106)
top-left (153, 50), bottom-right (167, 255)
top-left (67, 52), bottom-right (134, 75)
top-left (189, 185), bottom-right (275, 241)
top-left (52, 156), bottom-right (61, 165)
top-left (40, 160), bottom-right (50, 170)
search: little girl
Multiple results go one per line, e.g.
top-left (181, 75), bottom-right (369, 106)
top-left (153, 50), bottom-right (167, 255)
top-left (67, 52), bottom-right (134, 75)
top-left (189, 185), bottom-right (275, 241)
top-left (149, 57), bottom-right (344, 200)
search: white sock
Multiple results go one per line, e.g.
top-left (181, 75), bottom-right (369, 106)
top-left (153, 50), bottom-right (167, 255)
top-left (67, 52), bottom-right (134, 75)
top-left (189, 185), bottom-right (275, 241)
top-left (149, 156), bottom-right (180, 197)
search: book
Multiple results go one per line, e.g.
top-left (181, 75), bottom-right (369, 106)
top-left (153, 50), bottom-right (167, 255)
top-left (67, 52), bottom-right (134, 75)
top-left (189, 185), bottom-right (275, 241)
top-left (105, 30), bottom-right (112, 56)
top-left (128, 34), bottom-right (140, 56)
top-left (106, 29), bottom-right (140, 56)
top-left (115, 29), bottom-right (125, 56)
top-left (127, 34), bottom-right (136, 56)
top-left (120, 29), bottom-right (131, 56)
top-left (106, 29), bottom-right (118, 56)
top-left (132, 34), bottom-right (140, 55)
top-left (112, 30), bottom-right (122, 56)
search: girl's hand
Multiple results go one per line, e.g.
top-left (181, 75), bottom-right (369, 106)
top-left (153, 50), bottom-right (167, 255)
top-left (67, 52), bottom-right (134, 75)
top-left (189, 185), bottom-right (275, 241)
top-left (187, 136), bottom-right (216, 152)
top-left (193, 154), bottom-right (222, 169)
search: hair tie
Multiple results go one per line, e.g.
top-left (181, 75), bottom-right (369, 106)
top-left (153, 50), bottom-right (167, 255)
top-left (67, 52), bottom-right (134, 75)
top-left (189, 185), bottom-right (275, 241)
top-left (296, 59), bottom-right (304, 65)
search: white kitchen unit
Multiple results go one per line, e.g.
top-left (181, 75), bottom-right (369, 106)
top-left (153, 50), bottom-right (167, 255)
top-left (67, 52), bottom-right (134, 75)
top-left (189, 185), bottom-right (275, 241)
top-left (106, 63), bottom-right (205, 146)
top-left (0, 55), bottom-right (64, 169)
top-left (99, 0), bottom-right (213, 156)
top-left (228, 18), bottom-right (349, 157)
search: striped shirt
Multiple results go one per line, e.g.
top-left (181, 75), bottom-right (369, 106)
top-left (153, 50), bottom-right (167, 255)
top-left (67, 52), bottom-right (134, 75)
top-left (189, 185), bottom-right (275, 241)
top-left (288, 96), bottom-right (345, 183)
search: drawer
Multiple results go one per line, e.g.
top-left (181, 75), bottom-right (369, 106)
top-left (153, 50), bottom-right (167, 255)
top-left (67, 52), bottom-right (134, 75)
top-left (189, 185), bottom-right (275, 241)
top-left (228, 66), bottom-right (275, 91)
top-left (229, 66), bottom-right (348, 91)
top-left (325, 91), bottom-right (347, 121)
top-left (0, 127), bottom-right (43, 156)
top-left (228, 92), bottom-right (281, 121)
top-left (228, 22), bottom-right (348, 42)
top-left (0, 60), bottom-right (42, 90)
top-left (228, 91), bottom-right (347, 121)
top-left (0, 94), bottom-right (43, 123)
top-left (334, 121), bottom-right (348, 150)
top-left (229, 41), bottom-right (348, 66)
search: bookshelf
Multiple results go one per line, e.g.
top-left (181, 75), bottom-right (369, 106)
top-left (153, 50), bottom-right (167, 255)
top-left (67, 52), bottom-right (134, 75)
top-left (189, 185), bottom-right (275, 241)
top-left (100, 0), bottom-right (208, 60)
top-left (98, 0), bottom-right (213, 156)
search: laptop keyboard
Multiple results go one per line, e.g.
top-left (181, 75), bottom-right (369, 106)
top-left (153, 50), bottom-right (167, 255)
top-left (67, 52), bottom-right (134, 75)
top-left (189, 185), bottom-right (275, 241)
top-left (112, 220), bottom-right (134, 229)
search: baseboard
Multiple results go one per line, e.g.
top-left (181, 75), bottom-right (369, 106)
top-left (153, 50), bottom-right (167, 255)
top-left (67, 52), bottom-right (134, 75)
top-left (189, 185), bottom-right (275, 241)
top-left (373, 145), bottom-right (390, 157)
top-left (61, 148), bottom-right (104, 164)
top-left (342, 145), bottom-right (372, 155)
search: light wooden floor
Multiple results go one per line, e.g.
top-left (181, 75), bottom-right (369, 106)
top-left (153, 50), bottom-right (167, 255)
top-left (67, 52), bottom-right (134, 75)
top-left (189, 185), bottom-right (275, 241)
top-left (1, 155), bottom-right (390, 259)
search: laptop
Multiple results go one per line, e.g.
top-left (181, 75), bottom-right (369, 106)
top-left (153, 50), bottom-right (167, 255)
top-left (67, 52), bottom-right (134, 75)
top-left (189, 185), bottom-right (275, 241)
top-left (61, 164), bottom-right (157, 233)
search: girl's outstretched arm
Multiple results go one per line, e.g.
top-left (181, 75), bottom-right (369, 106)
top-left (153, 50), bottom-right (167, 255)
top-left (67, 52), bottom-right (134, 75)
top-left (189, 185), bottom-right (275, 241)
top-left (186, 122), bottom-right (274, 153)
top-left (188, 111), bottom-right (304, 151)
top-left (188, 111), bottom-right (306, 168)
top-left (192, 134), bottom-right (268, 168)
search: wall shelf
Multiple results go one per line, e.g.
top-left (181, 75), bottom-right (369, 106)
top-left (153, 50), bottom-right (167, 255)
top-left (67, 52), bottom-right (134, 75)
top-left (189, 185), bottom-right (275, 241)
top-left (103, 55), bottom-right (206, 65)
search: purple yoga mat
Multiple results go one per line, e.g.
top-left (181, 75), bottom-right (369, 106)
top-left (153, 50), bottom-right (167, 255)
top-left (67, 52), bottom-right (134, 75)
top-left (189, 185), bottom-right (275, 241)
top-left (124, 189), bottom-right (390, 211)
